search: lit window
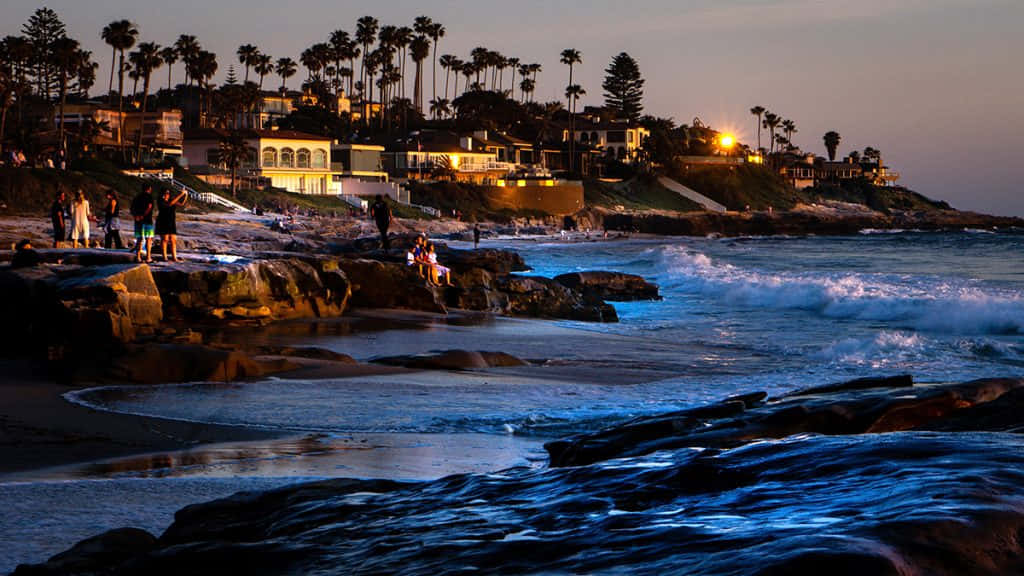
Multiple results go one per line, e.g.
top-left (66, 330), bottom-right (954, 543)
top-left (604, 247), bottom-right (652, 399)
top-left (313, 149), bottom-right (327, 169)
top-left (262, 147), bottom-right (277, 168)
top-left (297, 149), bottom-right (311, 168)
top-left (280, 148), bottom-right (295, 167)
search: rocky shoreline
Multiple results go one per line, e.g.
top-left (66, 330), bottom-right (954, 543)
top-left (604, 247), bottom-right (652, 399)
top-left (0, 236), bottom-right (658, 386)
top-left (15, 374), bottom-right (1024, 575)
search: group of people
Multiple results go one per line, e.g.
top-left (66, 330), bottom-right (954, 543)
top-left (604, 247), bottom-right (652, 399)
top-left (407, 236), bottom-right (453, 286)
top-left (47, 183), bottom-right (187, 262)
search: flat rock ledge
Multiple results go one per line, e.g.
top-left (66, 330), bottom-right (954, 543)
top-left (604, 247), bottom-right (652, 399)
top-left (545, 375), bottom-right (1024, 467)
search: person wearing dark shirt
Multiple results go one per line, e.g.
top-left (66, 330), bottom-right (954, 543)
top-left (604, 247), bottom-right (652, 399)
top-left (11, 239), bottom-right (41, 268)
top-left (155, 188), bottom-right (188, 261)
top-left (131, 185), bottom-right (155, 262)
top-left (102, 191), bottom-right (124, 249)
top-left (473, 224), bottom-right (481, 249)
top-left (370, 194), bottom-right (392, 253)
top-left (50, 191), bottom-right (66, 248)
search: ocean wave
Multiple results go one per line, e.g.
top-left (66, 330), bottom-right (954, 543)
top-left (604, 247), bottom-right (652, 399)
top-left (661, 246), bottom-right (1024, 335)
top-left (813, 332), bottom-right (927, 366)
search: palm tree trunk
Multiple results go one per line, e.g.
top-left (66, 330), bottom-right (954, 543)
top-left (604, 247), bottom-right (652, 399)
top-left (136, 74), bottom-right (151, 166)
top-left (431, 42), bottom-right (438, 106)
top-left (58, 75), bottom-right (67, 153)
top-left (167, 65), bottom-right (172, 91)
top-left (108, 46), bottom-right (117, 103)
top-left (568, 64), bottom-right (574, 173)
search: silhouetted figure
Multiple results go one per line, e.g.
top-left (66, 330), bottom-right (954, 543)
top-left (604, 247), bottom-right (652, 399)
top-left (131, 184), bottom-right (155, 262)
top-left (370, 194), bottom-right (392, 253)
top-left (50, 190), bottom-right (66, 248)
top-left (473, 224), bottom-right (481, 249)
top-left (102, 191), bottom-right (124, 249)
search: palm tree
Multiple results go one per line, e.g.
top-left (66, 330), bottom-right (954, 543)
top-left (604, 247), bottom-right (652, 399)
top-left (174, 35), bottom-right (199, 86)
top-left (101, 20), bottom-right (137, 103)
top-left (560, 48), bottom-right (582, 172)
top-left (438, 54), bottom-right (456, 101)
top-left (823, 130), bottom-right (841, 161)
top-left (506, 57), bottom-right (520, 100)
top-left (218, 130), bottom-right (254, 196)
top-left (781, 119), bottom-right (797, 149)
top-left (394, 26), bottom-right (413, 101)
top-left (76, 50), bottom-right (98, 98)
top-left (194, 50), bottom-right (217, 127)
top-left (519, 77), bottom-right (535, 103)
top-left (275, 57), bottom-right (296, 93)
top-left (428, 22), bottom-right (445, 104)
top-left (159, 46), bottom-right (178, 91)
top-left (355, 16), bottom-right (378, 101)
top-left (237, 44), bottom-right (259, 83)
top-left (133, 41), bottom-right (162, 163)
top-left (429, 97), bottom-right (449, 120)
top-left (749, 106), bottom-right (765, 152)
top-left (410, 35), bottom-right (430, 113)
top-left (762, 112), bottom-right (781, 155)
top-left (254, 53), bottom-right (273, 91)
top-left (51, 37), bottom-right (81, 151)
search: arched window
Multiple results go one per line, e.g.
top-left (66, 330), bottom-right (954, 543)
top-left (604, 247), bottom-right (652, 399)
top-left (297, 148), bottom-right (311, 168)
top-left (280, 148), bottom-right (294, 167)
top-left (312, 149), bottom-right (327, 169)
top-left (262, 147), bottom-right (277, 168)
top-left (580, 132), bottom-right (590, 143)
top-left (591, 131), bottom-right (599, 144)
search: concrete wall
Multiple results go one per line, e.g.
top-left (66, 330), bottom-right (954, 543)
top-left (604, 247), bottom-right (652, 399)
top-left (481, 183), bottom-right (584, 216)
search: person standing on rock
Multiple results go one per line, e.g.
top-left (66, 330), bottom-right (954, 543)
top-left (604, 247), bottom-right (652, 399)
top-left (156, 188), bottom-right (188, 262)
top-left (102, 191), bottom-right (124, 249)
top-left (70, 189), bottom-right (90, 248)
top-left (370, 194), bottom-right (392, 253)
top-left (131, 184), bottom-right (155, 263)
top-left (50, 190), bottom-right (67, 248)
top-left (473, 224), bottom-right (481, 249)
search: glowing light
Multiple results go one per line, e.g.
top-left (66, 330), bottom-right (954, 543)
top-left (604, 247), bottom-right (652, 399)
top-left (747, 154), bottom-right (763, 165)
top-left (449, 154), bottom-right (460, 168)
top-left (720, 134), bottom-right (735, 148)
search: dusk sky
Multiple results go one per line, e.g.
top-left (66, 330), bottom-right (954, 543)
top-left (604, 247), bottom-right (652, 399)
top-left (4, 0), bottom-right (1023, 215)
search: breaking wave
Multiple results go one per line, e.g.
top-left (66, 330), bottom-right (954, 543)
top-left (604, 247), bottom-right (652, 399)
top-left (661, 246), bottom-right (1024, 335)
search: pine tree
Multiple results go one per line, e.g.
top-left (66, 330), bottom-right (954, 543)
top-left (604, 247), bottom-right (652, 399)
top-left (22, 7), bottom-right (66, 100)
top-left (602, 52), bottom-right (644, 122)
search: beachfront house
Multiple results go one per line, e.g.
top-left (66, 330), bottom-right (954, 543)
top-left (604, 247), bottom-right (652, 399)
top-left (183, 128), bottom-right (339, 194)
top-left (564, 115), bottom-right (649, 163)
top-left (55, 102), bottom-right (183, 157)
top-left (381, 131), bottom-right (511, 183)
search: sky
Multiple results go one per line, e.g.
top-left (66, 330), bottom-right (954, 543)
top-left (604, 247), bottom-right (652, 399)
top-left (4, 0), bottom-right (1023, 215)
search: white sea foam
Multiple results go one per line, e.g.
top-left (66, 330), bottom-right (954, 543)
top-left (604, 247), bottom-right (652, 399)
top-left (662, 246), bottom-right (1024, 335)
top-left (814, 331), bottom-right (927, 366)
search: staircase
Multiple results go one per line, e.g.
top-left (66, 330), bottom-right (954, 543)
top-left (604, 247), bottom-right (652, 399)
top-left (169, 179), bottom-right (250, 213)
top-left (658, 176), bottom-right (728, 212)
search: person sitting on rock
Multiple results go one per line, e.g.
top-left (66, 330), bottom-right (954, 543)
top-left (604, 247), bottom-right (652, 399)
top-left (408, 236), bottom-right (428, 278)
top-left (426, 243), bottom-right (453, 287)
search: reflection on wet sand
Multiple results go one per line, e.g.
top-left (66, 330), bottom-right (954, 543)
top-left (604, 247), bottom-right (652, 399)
top-left (17, 433), bottom-right (545, 482)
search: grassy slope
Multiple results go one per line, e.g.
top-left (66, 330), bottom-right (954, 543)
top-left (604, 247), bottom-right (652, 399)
top-left (584, 175), bottom-right (704, 212)
top-left (807, 179), bottom-right (950, 213)
top-left (669, 164), bottom-right (808, 211)
top-left (0, 159), bottom-right (161, 215)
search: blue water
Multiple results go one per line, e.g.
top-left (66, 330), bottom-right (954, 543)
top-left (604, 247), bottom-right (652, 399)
top-left (5, 231), bottom-right (1024, 572)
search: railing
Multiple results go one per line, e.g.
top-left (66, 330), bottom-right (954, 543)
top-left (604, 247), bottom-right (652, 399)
top-left (409, 203), bottom-right (441, 217)
top-left (340, 195), bottom-right (369, 212)
top-left (168, 179), bottom-right (251, 212)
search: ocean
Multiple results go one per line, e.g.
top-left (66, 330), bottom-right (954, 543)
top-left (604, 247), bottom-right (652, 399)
top-left (3, 230), bottom-right (1023, 573)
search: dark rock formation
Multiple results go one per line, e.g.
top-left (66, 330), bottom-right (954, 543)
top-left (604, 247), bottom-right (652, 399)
top-left (545, 376), bottom-right (1024, 467)
top-left (554, 271), bottom-right (661, 301)
top-left (339, 258), bottom-right (447, 314)
top-left (255, 346), bottom-right (357, 364)
top-left (498, 275), bottom-right (618, 322)
top-left (372, 349), bottom-right (528, 370)
top-left (0, 263), bottom-right (162, 356)
top-left (12, 528), bottom-right (157, 576)
top-left (151, 258), bottom-right (350, 321)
